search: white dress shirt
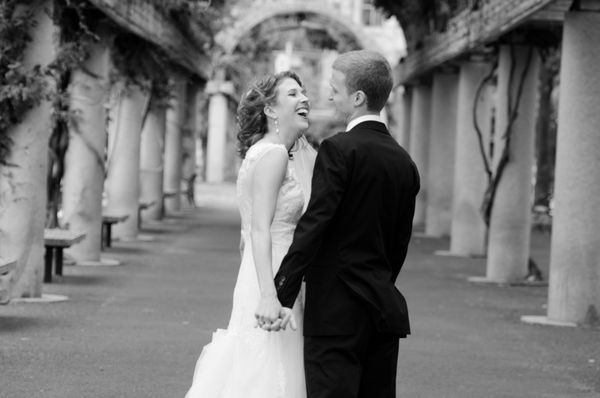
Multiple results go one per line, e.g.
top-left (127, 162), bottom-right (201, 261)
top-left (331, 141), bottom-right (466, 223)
top-left (345, 114), bottom-right (385, 132)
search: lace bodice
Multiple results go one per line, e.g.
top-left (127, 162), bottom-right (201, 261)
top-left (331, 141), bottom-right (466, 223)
top-left (236, 142), bottom-right (305, 248)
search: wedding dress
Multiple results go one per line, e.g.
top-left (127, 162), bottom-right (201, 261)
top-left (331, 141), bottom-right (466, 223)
top-left (185, 141), bottom-right (308, 398)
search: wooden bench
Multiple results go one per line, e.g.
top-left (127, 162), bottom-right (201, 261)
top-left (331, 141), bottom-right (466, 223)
top-left (0, 258), bottom-right (17, 304)
top-left (43, 229), bottom-right (86, 283)
top-left (101, 214), bottom-right (129, 248)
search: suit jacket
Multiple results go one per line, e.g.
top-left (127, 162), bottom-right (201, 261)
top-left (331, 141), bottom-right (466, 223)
top-left (275, 121), bottom-right (420, 336)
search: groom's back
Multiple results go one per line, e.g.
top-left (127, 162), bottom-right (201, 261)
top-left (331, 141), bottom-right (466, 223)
top-left (327, 123), bottom-right (419, 270)
top-left (308, 121), bottom-right (420, 335)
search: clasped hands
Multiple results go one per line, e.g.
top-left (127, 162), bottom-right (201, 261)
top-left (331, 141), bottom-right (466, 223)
top-left (254, 294), bottom-right (297, 332)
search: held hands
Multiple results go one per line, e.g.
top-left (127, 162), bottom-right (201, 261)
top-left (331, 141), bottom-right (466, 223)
top-left (254, 295), bottom-right (297, 332)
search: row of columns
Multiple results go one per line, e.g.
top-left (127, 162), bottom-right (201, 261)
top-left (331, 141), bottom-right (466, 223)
top-left (394, 11), bottom-right (600, 326)
top-left (0, 4), bottom-right (236, 299)
top-left (64, 66), bottom-right (237, 265)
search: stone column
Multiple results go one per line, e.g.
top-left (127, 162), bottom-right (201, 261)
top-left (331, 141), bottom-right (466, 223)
top-left (0, 2), bottom-right (56, 298)
top-left (526, 12), bottom-right (600, 326)
top-left (193, 90), bottom-right (207, 182)
top-left (484, 45), bottom-right (540, 282)
top-left (205, 80), bottom-right (235, 183)
top-left (399, 86), bottom-right (412, 150)
top-left (139, 101), bottom-right (167, 221)
top-left (389, 86), bottom-right (411, 149)
top-left (189, 85), bottom-right (206, 203)
top-left (408, 81), bottom-right (432, 226)
top-left (163, 76), bottom-right (187, 213)
top-left (104, 84), bottom-right (148, 239)
top-left (61, 38), bottom-right (110, 264)
top-left (425, 72), bottom-right (459, 237)
top-left (449, 60), bottom-right (493, 257)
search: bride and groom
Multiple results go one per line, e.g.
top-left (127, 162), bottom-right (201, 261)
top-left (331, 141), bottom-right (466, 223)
top-left (186, 50), bottom-right (420, 398)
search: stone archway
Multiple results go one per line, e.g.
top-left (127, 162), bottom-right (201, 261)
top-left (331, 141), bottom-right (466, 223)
top-left (216, 0), bottom-right (381, 55)
top-left (205, 0), bottom-right (389, 183)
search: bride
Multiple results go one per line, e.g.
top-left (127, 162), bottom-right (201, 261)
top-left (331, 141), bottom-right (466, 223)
top-left (185, 71), bottom-right (316, 398)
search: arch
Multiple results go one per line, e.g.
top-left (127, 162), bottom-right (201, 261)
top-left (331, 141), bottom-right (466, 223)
top-left (216, 0), bottom-right (381, 55)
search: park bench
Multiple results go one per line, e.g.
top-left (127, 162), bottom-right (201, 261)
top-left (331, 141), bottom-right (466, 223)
top-left (0, 258), bottom-right (17, 304)
top-left (101, 214), bottom-right (129, 248)
top-left (43, 229), bottom-right (86, 283)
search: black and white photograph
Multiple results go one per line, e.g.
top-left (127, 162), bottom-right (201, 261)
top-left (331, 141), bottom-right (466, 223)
top-left (0, 0), bottom-right (599, 397)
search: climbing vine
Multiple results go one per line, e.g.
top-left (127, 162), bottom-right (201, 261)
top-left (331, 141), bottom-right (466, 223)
top-left (0, 0), bottom-right (48, 166)
top-left (0, 0), bottom-right (100, 168)
top-left (473, 45), bottom-right (535, 228)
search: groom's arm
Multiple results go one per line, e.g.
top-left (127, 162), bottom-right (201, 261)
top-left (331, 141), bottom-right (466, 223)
top-left (275, 138), bottom-right (348, 308)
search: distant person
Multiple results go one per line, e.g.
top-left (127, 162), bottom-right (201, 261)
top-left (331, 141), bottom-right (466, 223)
top-left (269, 50), bottom-right (420, 398)
top-left (185, 70), bottom-right (316, 398)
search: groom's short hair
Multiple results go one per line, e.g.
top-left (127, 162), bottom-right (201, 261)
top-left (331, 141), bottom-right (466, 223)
top-left (332, 50), bottom-right (393, 112)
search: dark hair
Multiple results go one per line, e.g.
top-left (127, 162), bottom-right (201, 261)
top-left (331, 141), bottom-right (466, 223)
top-left (332, 50), bottom-right (393, 112)
top-left (237, 71), bottom-right (303, 158)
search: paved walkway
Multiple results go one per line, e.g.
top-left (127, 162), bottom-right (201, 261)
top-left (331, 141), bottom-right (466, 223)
top-left (1, 185), bottom-right (599, 398)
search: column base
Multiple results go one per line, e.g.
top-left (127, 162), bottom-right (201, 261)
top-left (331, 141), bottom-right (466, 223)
top-left (435, 250), bottom-right (485, 259)
top-left (520, 315), bottom-right (577, 328)
top-left (412, 232), bottom-right (440, 239)
top-left (467, 276), bottom-right (548, 287)
top-left (12, 294), bottom-right (69, 304)
top-left (114, 234), bottom-right (156, 243)
top-left (143, 220), bottom-right (187, 232)
top-left (77, 257), bottom-right (121, 267)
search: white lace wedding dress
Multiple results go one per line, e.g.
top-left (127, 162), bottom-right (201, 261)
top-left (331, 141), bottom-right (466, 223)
top-left (185, 142), bottom-right (307, 398)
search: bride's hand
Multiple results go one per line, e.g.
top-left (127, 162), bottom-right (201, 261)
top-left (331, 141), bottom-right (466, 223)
top-left (254, 294), bottom-right (282, 329)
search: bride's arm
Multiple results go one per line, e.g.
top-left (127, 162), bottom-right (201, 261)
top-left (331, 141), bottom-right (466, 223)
top-left (250, 147), bottom-right (288, 327)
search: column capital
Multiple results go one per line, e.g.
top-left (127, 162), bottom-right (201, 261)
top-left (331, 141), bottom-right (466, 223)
top-left (206, 80), bottom-right (235, 97)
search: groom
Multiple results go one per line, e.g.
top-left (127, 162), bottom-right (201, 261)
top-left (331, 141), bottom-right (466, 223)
top-left (273, 50), bottom-right (420, 398)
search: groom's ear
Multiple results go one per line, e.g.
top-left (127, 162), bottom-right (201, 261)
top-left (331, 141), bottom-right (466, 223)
top-left (353, 90), bottom-right (367, 107)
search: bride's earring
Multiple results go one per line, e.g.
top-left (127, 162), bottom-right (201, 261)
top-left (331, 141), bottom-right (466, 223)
top-left (274, 118), bottom-right (280, 136)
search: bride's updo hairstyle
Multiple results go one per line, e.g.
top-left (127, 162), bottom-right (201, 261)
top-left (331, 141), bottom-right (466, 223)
top-left (237, 71), bottom-right (303, 158)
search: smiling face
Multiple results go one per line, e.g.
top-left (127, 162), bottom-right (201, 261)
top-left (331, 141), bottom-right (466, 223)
top-left (268, 77), bottom-right (310, 142)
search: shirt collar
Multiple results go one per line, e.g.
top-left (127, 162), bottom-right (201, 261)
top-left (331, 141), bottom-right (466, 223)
top-left (345, 114), bottom-right (385, 132)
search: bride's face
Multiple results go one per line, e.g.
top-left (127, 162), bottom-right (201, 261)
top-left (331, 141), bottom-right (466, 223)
top-left (270, 78), bottom-right (310, 140)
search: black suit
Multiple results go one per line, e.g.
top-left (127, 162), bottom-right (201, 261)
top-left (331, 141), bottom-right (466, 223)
top-left (275, 121), bottom-right (420, 398)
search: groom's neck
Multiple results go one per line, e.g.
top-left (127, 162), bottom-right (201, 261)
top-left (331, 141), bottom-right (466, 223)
top-left (348, 108), bottom-right (378, 122)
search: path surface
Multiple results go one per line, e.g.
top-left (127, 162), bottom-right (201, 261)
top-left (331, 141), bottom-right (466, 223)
top-left (1, 187), bottom-right (599, 398)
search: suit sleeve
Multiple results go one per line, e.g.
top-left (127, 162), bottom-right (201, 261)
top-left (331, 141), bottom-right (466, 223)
top-left (275, 138), bottom-right (348, 308)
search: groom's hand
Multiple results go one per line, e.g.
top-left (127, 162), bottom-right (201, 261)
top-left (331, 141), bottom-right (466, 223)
top-left (254, 294), bottom-right (282, 330)
top-left (278, 307), bottom-right (297, 331)
top-left (262, 307), bottom-right (296, 332)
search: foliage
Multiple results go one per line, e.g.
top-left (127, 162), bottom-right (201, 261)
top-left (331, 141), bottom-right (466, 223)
top-left (155, 0), bottom-right (227, 54)
top-left (0, 1), bottom-right (47, 166)
top-left (373, 0), bottom-right (427, 26)
top-left (0, 0), bottom-right (101, 166)
top-left (373, 0), bottom-right (471, 47)
top-left (110, 30), bottom-right (175, 102)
